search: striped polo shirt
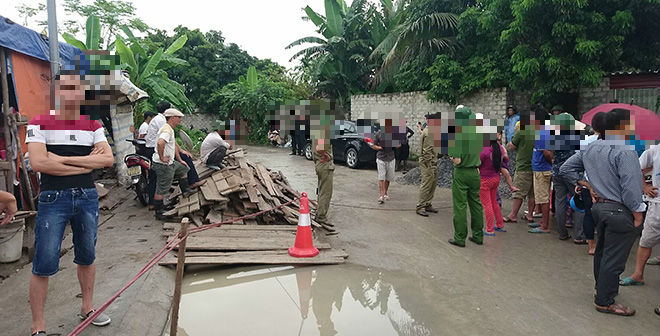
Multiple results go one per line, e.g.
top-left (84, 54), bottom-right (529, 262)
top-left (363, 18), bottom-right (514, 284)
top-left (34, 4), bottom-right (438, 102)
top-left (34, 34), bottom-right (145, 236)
top-left (26, 113), bottom-right (107, 191)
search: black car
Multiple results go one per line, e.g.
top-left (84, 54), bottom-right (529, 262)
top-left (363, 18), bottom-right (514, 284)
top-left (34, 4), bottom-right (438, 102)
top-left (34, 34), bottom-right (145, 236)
top-left (304, 121), bottom-right (377, 168)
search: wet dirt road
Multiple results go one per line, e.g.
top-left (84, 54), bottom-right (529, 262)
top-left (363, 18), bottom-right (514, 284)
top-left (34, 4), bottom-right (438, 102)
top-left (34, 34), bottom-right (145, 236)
top-left (175, 146), bottom-right (658, 336)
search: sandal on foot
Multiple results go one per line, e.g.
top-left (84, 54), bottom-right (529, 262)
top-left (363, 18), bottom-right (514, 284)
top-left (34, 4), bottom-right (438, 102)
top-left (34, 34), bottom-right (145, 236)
top-left (528, 228), bottom-right (550, 234)
top-left (618, 277), bottom-right (644, 286)
top-left (573, 239), bottom-right (588, 245)
top-left (494, 227), bottom-right (507, 232)
top-left (31, 332), bottom-right (47, 336)
top-left (647, 256), bottom-right (660, 265)
top-left (528, 222), bottom-right (540, 228)
top-left (559, 235), bottom-right (571, 240)
top-left (502, 216), bottom-right (517, 223)
top-left (595, 303), bottom-right (635, 316)
top-left (483, 230), bottom-right (496, 236)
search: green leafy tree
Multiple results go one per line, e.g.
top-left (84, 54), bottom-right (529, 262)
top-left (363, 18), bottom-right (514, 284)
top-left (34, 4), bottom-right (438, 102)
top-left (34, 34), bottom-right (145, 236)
top-left (62, 0), bottom-right (150, 49)
top-left (219, 66), bottom-right (295, 143)
top-left (15, 3), bottom-right (46, 27)
top-left (370, 0), bottom-right (459, 90)
top-left (144, 27), bottom-right (259, 114)
top-left (427, 1), bottom-right (513, 102)
top-left (427, 0), bottom-right (660, 103)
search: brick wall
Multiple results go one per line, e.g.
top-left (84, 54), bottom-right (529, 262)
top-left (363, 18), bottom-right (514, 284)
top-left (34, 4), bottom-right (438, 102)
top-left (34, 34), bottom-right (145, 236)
top-left (351, 89), bottom-right (508, 154)
top-left (577, 77), bottom-right (611, 117)
top-left (507, 78), bottom-right (612, 119)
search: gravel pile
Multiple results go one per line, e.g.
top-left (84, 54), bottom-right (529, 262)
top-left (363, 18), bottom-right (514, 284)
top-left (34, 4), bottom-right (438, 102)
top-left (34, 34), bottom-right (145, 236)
top-left (397, 154), bottom-right (518, 200)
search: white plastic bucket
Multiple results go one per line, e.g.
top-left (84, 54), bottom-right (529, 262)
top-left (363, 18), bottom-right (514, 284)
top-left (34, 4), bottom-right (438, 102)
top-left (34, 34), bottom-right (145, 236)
top-left (0, 219), bottom-right (25, 263)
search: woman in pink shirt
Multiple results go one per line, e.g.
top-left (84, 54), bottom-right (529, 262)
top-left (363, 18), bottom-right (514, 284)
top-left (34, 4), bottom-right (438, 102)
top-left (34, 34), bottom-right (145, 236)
top-left (480, 134), bottom-right (518, 235)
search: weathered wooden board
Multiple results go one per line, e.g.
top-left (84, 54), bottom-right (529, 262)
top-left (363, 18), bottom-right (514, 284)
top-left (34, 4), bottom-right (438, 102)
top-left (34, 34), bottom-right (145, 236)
top-left (205, 209), bottom-right (223, 224)
top-left (158, 249), bottom-right (348, 266)
top-left (199, 180), bottom-right (225, 201)
top-left (174, 236), bottom-right (331, 251)
top-left (167, 228), bottom-right (296, 238)
top-left (189, 193), bottom-right (200, 213)
top-left (254, 163), bottom-right (277, 196)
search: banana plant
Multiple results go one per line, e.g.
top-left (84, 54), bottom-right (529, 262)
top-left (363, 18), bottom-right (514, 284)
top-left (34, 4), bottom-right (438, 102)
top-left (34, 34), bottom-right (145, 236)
top-left (287, 0), bottom-right (376, 112)
top-left (62, 15), bottom-right (101, 50)
top-left (114, 32), bottom-right (193, 114)
top-left (238, 66), bottom-right (259, 91)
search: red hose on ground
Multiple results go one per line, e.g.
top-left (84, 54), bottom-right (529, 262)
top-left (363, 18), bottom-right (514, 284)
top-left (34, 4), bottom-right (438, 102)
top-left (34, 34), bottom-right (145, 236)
top-left (67, 198), bottom-right (296, 336)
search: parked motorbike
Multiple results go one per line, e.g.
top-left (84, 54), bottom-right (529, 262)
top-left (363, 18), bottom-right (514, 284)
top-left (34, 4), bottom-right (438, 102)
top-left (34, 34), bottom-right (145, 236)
top-left (124, 139), bottom-right (151, 206)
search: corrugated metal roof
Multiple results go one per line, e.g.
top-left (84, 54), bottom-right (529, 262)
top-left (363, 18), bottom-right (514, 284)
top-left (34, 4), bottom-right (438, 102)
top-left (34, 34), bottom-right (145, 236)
top-left (610, 70), bottom-right (660, 76)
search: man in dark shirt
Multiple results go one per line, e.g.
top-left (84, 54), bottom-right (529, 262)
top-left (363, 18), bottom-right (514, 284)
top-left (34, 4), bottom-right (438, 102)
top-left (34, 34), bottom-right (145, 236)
top-left (26, 72), bottom-right (115, 335)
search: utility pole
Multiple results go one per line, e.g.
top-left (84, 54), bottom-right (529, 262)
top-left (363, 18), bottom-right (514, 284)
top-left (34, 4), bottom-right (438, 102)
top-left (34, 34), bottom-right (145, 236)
top-left (46, 0), bottom-right (60, 80)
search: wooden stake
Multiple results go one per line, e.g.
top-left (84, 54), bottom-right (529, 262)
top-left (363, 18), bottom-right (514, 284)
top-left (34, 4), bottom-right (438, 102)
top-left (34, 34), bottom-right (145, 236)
top-left (0, 48), bottom-right (15, 192)
top-left (170, 217), bottom-right (189, 336)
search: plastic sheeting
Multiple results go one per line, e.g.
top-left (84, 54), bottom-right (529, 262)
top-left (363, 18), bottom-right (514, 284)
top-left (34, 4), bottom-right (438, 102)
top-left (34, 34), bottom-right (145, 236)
top-left (0, 16), bottom-right (83, 67)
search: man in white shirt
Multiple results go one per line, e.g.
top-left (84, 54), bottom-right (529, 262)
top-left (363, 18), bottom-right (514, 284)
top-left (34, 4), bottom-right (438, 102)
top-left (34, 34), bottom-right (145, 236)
top-left (144, 102), bottom-right (204, 209)
top-left (137, 111), bottom-right (156, 139)
top-left (200, 120), bottom-right (233, 170)
top-left (618, 144), bottom-right (660, 289)
top-left (152, 109), bottom-right (193, 220)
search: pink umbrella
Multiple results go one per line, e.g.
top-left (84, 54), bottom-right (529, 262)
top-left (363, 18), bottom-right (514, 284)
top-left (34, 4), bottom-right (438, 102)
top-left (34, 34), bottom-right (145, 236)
top-left (582, 103), bottom-right (660, 141)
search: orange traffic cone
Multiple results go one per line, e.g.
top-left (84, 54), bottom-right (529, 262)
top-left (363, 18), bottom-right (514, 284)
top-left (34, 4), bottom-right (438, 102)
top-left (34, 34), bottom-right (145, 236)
top-left (289, 192), bottom-right (319, 258)
top-left (295, 268), bottom-right (313, 318)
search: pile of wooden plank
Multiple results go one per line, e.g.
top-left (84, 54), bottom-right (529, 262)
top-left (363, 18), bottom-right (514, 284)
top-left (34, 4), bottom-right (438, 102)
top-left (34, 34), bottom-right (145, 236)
top-left (156, 148), bottom-right (347, 266)
top-left (164, 148), bottom-right (335, 233)
top-left (158, 224), bottom-right (348, 266)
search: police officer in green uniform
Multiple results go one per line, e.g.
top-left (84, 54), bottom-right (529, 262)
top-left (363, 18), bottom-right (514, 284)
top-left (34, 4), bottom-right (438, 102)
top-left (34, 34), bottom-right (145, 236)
top-left (416, 113), bottom-right (440, 216)
top-left (448, 106), bottom-right (484, 247)
top-left (313, 137), bottom-right (334, 224)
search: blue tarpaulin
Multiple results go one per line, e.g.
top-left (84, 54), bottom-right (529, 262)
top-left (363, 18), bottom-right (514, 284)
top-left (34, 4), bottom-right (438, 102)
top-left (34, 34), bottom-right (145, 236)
top-left (0, 16), bottom-right (83, 66)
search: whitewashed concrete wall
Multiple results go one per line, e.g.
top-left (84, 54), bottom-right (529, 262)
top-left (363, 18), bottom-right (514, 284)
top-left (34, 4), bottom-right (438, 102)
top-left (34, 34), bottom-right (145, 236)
top-left (351, 89), bottom-right (508, 154)
top-left (110, 103), bottom-right (135, 186)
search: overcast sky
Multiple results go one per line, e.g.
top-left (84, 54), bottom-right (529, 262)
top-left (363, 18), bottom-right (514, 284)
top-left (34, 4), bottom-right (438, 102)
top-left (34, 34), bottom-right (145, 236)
top-left (3, 0), bottom-right (336, 68)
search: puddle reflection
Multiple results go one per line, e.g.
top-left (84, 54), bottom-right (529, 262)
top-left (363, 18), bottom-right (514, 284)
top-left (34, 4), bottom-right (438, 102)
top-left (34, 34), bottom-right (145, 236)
top-left (178, 264), bottom-right (435, 336)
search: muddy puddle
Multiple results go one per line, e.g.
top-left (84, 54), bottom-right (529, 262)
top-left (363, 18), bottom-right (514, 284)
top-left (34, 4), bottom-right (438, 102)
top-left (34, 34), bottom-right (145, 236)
top-left (176, 264), bottom-right (440, 336)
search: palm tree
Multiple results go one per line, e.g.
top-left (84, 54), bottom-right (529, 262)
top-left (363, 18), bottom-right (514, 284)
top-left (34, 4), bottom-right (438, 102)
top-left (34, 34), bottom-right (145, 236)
top-left (369, 0), bottom-right (459, 89)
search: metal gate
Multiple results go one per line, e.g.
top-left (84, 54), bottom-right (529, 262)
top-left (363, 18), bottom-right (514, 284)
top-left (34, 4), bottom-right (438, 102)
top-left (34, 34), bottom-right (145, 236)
top-left (612, 87), bottom-right (660, 113)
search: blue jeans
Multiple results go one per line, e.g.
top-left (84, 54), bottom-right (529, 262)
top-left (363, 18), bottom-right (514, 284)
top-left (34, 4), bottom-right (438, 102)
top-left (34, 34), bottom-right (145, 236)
top-left (32, 188), bottom-right (99, 276)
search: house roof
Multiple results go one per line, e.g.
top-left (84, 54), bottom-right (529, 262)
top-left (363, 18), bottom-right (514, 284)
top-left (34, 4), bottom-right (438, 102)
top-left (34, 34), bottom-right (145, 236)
top-left (610, 70), bottom-right (660, 76)
top-left (0, 16), bottom-right (83, 66)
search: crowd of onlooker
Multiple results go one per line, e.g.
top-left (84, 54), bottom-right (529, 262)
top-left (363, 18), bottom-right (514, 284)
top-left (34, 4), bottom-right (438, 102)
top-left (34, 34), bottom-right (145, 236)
top-left (503, 104), bottom-right (659, 316)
